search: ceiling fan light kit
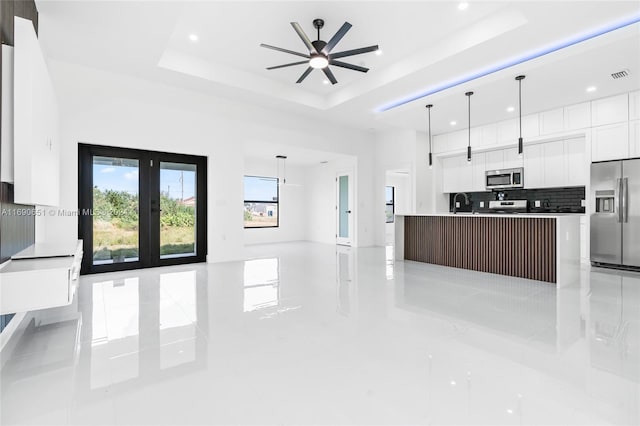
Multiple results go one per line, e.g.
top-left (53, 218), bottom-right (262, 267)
top-left (261, 18), bottom-right (379, 84)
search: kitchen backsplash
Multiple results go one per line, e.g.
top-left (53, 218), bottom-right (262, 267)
top-left (449, 186), bottom-right (586, 213)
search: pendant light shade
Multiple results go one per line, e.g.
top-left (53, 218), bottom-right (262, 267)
top-left (465, 91), bottom-right (474, 163)
top-left (426, 104), bottom-right (433, 169)
top-left (516, 75), bottom-right (525, 157)
top-left (276, 155), bottom-right (287, 185)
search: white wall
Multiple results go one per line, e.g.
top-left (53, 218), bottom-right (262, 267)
top-left (37, 60), bottom-right (376, 262)
top-left (373, 129), bottom-right (438, 246)
top-left (243, 157), bottom-right (306, 245)
top-left (305, 156), bottom-right (358, 245)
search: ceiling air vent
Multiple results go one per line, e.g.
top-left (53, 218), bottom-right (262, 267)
top-left (611, 69), bottom-right (629, 79)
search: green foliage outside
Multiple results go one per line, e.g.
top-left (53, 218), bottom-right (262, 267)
top-left (93, 187), bottom-right (195, 261)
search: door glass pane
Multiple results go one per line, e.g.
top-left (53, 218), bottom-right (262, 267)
top-left (339, 175), bottom-right (349, 238)
top-left (92, 156), bottom-right (139, 265)
top-left (160, 162), bottom-right (197, 259)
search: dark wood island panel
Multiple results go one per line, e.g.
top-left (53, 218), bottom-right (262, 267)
top-left (404, 216), bottom-right (556, 283)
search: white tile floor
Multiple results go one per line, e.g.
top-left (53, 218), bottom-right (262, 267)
top-left (1, 242), bottom-right (638, 425)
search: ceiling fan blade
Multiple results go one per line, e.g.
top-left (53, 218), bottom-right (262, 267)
top-left (260, 43), bottom-right (309, 59)
top-left (321, 22), bottom-right (352, 55)
top-left (267, 60), bottom-right (309, 70)
top-left (330, 45), bottom-right (379, 59)
top-left (330, 60), bottom-right (369, 73)
top-left (296, 67), bottom-right (314, 83)
top-left (322, 67), bottom-right (338, 85)
top-left (291, 22), bottom-right (317, 54)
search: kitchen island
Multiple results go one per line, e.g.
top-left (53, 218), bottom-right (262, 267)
top-left (394, 214), bottom-right (581, 287)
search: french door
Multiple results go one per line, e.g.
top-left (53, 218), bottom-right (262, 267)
top-left (78, 144), bottom-right (207, 274)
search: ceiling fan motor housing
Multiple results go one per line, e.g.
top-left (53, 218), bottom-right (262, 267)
top-left (312, 40), bottom-right (328, 52)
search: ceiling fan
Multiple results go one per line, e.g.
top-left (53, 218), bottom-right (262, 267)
top-left (260, 18), bottom-right (379, 85)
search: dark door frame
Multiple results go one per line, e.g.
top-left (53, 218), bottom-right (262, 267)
top-left (78, 143), bottom-right (207, 274)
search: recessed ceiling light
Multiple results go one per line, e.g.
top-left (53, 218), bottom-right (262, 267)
top-left (322, 79), bottom-right (330, 85)
top-left (450, 121), bottom-right (457, 126)
top-left (458, 2), bottom-right (469, 11)
top-left (586, 86), bottom-right (597, 92)
top-left (506, 106), bottom-right (515, 112)
top-left (189, 34), bottom-right (198, 42)
top-left (375, 49), bottom-right (383, 56)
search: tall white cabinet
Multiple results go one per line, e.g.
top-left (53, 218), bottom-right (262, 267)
top-left (11, 17), bottom-right (60, 206)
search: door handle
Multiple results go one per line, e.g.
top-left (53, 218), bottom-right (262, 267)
top-left (346, 210), bottom-right (352, 214)
top-left (623, 177), bottom-right (629, 223)
top-left (617, 178), bottom-right (623, 223)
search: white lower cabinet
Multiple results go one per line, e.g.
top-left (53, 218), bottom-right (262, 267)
top-left (592, 122), bottom-right (630, 162)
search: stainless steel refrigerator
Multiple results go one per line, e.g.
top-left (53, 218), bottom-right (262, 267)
top-left (591, 159), bottom-right (640, 269)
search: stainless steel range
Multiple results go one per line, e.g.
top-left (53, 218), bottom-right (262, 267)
top-left (488, 200), bottom-right (528, 214)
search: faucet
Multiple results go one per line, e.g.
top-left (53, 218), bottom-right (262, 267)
top-left (453, 192), bottom-right (470, 214)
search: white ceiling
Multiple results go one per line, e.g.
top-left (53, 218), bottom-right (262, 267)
top-left (36, 0), bottom-right (640, 136)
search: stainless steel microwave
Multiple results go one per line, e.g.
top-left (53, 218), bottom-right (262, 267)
top-left (485, 167), bottom-right (524, 190)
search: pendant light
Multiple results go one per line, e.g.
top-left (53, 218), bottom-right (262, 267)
top-left (465, 91), bottom-right (474, 163)
top-left (516, 75), bottom-right (525, 157)
top-left (426, 104), bottom-right (433, 169)
top-left (276, 155), bottom-right (287, 185)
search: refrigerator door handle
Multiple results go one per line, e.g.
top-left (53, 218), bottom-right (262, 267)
top-left (617, 178), bottom-right (623, 223)
top-left (623, 177), bottom-right (629, 223)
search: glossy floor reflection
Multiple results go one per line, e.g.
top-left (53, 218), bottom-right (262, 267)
top-left (1, 242), bottom-right (638, 425)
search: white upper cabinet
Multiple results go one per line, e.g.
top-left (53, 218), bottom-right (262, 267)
top-left (523, 144), bottom-right (543, 189)
top-left (564, 137), bottom-right (587, 186)
top-left (630, 120), bottom-right (640, 158)
top-left (523, 138), bottom-right (586, 189)
top-left (630, 90), bottom-right (640, 121)
top-left (542, 140), bottom-right (565, 187)
top-left (449, 130), bottom-right (468, 151)
top-left (13, 17), bottom-right (60, 206)
top-left (1, 45), bottom-right (14, 183)
top-left (522, 114), bottom-right (540, 139)
top-left (433, 134), bottom-right (448, 153)
top-left (497, 119), bottom-right (518, 145)
top-left (591, 93), bottom-right (628, 126)
top-left (442, 154), bottom-right (473, 193)
top-left (564, 102), bottom-right (591, 130)
top-left (503, 147), bottom-right (523, 169)
top-left (539, 108), bottom-right (564, 135)
top-left (485, 150), bottom-right (504, 171)
top-left (471, 152), bottom-right (487, 192)
top-left (480, 124), bottom-right (497, 147)
top-left (592, 122), bottom-right (630, 162)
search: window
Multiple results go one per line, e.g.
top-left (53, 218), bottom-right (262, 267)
top-left (385, 186), bottom-right (395, 223)
top-left (244, 176), bottom-right (279, 228)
